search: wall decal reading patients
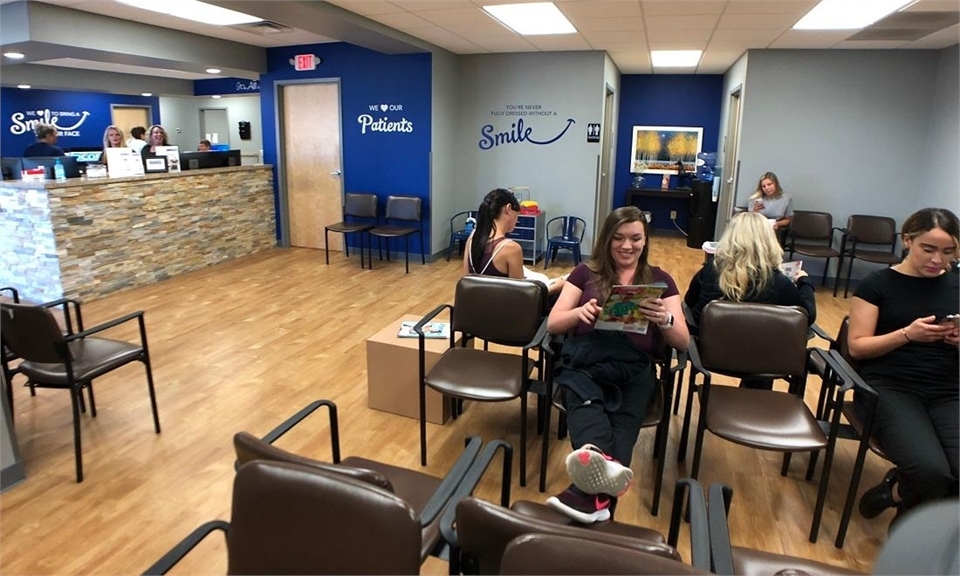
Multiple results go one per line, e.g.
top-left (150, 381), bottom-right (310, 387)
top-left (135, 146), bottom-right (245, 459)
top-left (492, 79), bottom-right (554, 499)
top-left (480, 103), bottom-right (575, 150)
top-left (357, 102), bottom-right (414, 134)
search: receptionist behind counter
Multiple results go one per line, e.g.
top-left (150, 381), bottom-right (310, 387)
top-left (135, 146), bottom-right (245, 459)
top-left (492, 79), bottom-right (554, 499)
top-left (198, 139), bottom-right (211, 151)
top-left (140, 124), bottom-right (171, 160)
top-left (23, 123), bottom-right (66, 157)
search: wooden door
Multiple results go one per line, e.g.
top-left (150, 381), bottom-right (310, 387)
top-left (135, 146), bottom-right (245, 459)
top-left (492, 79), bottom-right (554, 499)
top-left (281, 82), bottom-right (343, 250)
top-left (111, 106), bottom-right (151, 139)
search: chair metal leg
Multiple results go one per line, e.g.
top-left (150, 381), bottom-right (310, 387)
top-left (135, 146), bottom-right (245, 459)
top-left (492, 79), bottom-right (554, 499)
top-left (678, 370), bottom-right (698, 462)
top-left (650, 405), bottom-right (671, 516)
top-left (780, 452), bottom-right (792, 476)
top-left (544, 242), bottom-right (553, 269)
top-left (70, 384), bottom-right (84, 482)
top-left (573, 244), bottom-right (581, 266)
top-left (843, 258), bottom-right (854, 298)
top-left (86, 382), bottom-right (97, 418)
top-left (139, 321), bottom-right (162, 434)
top-left (539, 386), bottom-right (552, 493)
top-left (446, 235), bottom-right (455, 262)
top-left (404, 236), bottom-right (410, 274)
top-left (519, 393), bottom-right (527, 487)
top-left (324, 229), bottom-right (331, 265)
top-left (836, 438), bottom-right (872, 548)
top-left (419, 380), bottom-right (428, 466)
top-left (690, 405), bottom-right (707, 479)
top-left (810, 441), bottom-right (838, 543)
top-left (418, 231), bottom-right (425, 265)
top-left (821, 257), bottom-right (831, 286)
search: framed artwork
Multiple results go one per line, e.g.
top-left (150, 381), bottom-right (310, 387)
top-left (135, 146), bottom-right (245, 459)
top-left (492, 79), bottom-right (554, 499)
top-left (630, 125), bottom-right (703, 174)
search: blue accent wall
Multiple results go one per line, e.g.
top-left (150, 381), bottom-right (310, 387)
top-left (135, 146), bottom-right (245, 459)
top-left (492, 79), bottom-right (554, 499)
top-left (614, 75), bottom-right (723, 230)
top-left (260, 42), bottom-right (432, 252)
top-left (1, 88), bottom-right (159, 154)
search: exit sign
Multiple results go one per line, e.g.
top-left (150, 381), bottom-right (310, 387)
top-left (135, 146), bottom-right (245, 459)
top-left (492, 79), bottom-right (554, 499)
top-left (295, 54), bottom-right (316, 71)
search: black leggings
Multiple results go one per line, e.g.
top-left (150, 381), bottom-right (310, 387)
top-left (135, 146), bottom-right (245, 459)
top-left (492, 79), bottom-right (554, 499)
top-left (862, 380), bottom-right (959, 511)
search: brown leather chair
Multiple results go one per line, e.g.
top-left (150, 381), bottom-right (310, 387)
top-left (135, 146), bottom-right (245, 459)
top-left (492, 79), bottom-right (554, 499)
top-left (450, 477), bottom-right (711, 575)
top-left (324, 192), bottom-right (378, 269)
top-left (838, 215), bottom-right (899, 298)
top-left (0, 299), bottom-right (160, 482)
top-left (500, 533), bottom-right (712, 575)
top-left (143, 460), bottom-right (423, 575)
top-left (369, 195), bottom-right (425, 273)
top-left (232, 399), bottom-right (486, 563)
top-left (784, 210), bottom-right (843, 289)
top-left (539, 332), bottom-right (687, 516)
top-left (417, 275), bottom-right (548, 486)
top-left (677, 301), bottom-right (843, 543)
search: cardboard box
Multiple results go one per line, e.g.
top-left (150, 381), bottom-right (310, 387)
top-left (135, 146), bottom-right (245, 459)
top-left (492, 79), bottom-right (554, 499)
top-left (366, 314), bottom-right (453, 424)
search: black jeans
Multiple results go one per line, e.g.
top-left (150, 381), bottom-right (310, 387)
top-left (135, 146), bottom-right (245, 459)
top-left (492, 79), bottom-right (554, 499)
top-left (861, 379), bottom-right (959, 511)
top-left (562, 374), bottom-right (655, 468)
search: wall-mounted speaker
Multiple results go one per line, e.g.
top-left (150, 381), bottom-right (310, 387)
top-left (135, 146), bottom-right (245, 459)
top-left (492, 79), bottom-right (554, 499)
top-left (239, 121), bottom-right (251, 140)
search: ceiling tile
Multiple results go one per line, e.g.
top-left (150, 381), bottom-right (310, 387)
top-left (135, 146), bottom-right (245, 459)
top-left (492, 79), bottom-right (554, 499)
top-left (718, 13), bottom-right (802, 29)
top-left (557, 0), bottom-right (643, 19)
top-left (698, 49), bottom-right (746, 72)
top-left (710, 28), bottom-right (784, 44)
top-left (724, 1), bottom-right (817, 15)
top-left (572, 16), bottom-right (645, 32)
top-left (640, 1), bottom-right (725, 17)
top-left (524, 34), bottom-right (594, 50)
top-left (326, 0), bottom-right (406, 16)
top-left (607, 50), bottom-right (653, 74)
top-left (646, 14), bottom-right (720, 30)
top-left (413, 7), bottom-right (492, 26)
top-left (904, 24), bottom-right (960, 48)
top-left (834, 40), bottom-right (909, 49)
top-left (769, 29), bottom-right (852, 48)
top-left (647, 28), bottom-right (712, 45)
top-left (366, 11), bottom-right (435, 29)
top-left (387, 0), bottom-right (476, 11)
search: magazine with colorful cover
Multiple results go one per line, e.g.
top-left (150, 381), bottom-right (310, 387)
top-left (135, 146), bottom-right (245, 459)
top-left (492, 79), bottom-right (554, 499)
top-left (779, 260), bottom-right (803, 281)
top-left (595, 283), bottom-right (667, 334)
top-left (397, 321), bottom-right (450, 339)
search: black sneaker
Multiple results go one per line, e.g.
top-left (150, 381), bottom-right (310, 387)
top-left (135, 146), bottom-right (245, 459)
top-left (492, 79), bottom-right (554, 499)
top-left (546, 486), bottom-right (611, 523)
top-left (860, 468), bottom-right (898, 519)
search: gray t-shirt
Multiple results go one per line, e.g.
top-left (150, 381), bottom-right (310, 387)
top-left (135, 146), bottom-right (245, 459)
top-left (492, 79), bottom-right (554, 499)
top-left (755, 194), bottom-right (793, 220)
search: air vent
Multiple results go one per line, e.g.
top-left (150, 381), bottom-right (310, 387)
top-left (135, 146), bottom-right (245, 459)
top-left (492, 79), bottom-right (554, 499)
top-left (232, 20), bottom-right (294, 35)
top-left (848, 10), bottom-right (959, 42)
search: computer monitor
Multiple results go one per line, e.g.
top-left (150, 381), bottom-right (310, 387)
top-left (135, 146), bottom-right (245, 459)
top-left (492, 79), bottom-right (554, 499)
top-left (20, 156), bottom-right (81, 179)
top-left (65, 150), bottom-right (104, 164)
top-left (221, 149), bottom-right (241, 167)
top-left (179, 149), bottom-right (242, 170)
top-left (1, 157), bottom-right (23, 180)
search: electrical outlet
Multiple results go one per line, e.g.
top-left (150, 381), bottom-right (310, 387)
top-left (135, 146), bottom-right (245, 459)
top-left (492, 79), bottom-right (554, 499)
top-left (670, 210), bottom-right (677, 220)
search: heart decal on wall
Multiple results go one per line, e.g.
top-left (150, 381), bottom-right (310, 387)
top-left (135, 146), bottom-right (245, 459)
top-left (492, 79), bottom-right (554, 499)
top-left (380, 104), bottom-right (388, 111)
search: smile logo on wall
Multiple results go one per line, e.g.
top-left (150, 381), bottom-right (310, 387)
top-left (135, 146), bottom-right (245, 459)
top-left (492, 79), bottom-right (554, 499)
top-left (357, 102), bottom-right (414, 135)
top-left (479, 103), bottom-right (575, 150)
top-left (9, 108), bottom-right (91, 138)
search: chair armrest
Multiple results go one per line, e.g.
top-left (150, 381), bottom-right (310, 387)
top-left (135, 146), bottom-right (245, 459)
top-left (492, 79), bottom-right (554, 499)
top-left (667, 478), bottom-right (710, 571)
top-left (260, 399), bottom-right (341, 463)
top-left (808, 322), bottom-right (835, 346)
top-left (707, 483), bottom-right (736, 576)
top-left (0, 287), bottom-right (19, 303)
top-left (418, 435), bottom-right (483, 526)
top-left (826, 349), bottom-right (876, 398)
top-left (686, 336), bottom-right (708, 378)
top-left (141, 520), bottom-right (230, 575)
top-left (65, 310), bottom-right (143, 342)
top-left (440, 439), bottom-right (514, 548)
top-left (415, 303), bottom-right (454, 348)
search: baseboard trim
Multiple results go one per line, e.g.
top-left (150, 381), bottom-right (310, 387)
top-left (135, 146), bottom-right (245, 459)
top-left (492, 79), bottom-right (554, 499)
top-left (1, 462), bottom-right (26, 492)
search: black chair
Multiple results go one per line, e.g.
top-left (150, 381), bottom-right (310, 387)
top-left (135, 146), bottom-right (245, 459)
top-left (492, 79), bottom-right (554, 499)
top-left (144, 460), bottom-right (424, 575)
top-left (324, 192), bottom-right (378, 269)
top-left (416, 275), bottom-right (548, 487)
top-left (0, 300), bottom-right (160, 482)
top-left (838, 215), bottom-right (899, 298)
top-left (369, 195), bottom-right (426, 274)
top-left (543, 216), bottom-right (586, 269)
top-left (785, 210), bottom-right (842, 288)
top-left (231, 399), bottom-right (489, 563)
top-left (538, 332), bottom-right (687, 517)
top-left (1, 287), bottom-right (21, 401)
top-left (448, 210), bottom-right (477, 262)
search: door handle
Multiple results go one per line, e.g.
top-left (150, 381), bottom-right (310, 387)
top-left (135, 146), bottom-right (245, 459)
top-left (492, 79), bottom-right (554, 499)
top-left (330, 170), bottom-right (342, 176)
top-left (726, 178), bottom-right (733, 184)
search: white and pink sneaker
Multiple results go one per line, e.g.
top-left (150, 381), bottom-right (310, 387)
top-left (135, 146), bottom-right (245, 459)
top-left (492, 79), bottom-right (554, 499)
top-left (565, 444), bottom-right (634, 497)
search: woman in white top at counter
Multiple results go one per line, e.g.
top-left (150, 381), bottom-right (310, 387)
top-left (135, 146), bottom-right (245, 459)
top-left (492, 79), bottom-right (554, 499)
top-left (748, 171), bottom-right (793, 231)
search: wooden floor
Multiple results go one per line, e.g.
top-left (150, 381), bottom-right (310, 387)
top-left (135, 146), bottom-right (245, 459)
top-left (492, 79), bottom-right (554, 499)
top-left (0, 237), bottom-right (891, 574)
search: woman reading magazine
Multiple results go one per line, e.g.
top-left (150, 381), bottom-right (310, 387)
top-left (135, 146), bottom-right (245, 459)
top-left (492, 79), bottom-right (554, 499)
top-left (544, 206), bottom-right (688, 523)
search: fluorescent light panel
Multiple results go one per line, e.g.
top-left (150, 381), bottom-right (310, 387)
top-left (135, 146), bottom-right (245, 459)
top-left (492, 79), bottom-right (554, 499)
top-left (651, 50), bottom-right (701, 67)
top-left (4, 52), bottom-right (25, 59)
top-left (482, 2), bottom-right (575, 35)
top-left (793, 0), bottom-right (915, 30)
top-left (115, 0), bottom-right (262, 26)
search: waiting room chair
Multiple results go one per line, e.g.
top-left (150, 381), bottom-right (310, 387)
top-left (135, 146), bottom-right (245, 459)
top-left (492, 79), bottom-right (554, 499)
top-left (370, 195), bottom-right (425, 274)
top-left (838, 215), bottom-right (899, 298)
top-left (324, 192), bottom-right (378, 269)
top-left (417, 275), bottom-right (548, 487)
top-left (143, 460), bottom-right (423, 575)
top-left (676, 301), bottom-right (843, 543)
top-left (543, 216), bottom-right (586, 269)
top-left (785, 210), bottom-right (842, 288)
top-left (0, 287), bottom-right (21, 402)
top-left (538, 332), bottom-right (686, 517)
top-left (232, 399), bottom-right (487, 563)
top-left (448, 210), bottom-right (477, 261)
top-left (0, 299), bottom-right (160, 482)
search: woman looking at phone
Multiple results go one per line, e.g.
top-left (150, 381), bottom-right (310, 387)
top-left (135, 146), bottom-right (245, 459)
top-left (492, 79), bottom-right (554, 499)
top-left (748, 171), bottom-right (793, 231)
top-left (849, 207), bottom-right (959, 526)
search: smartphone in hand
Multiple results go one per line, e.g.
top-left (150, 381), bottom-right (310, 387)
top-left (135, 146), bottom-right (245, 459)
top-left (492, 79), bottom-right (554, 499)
top-left (938, 314), bottom-right (960, 327)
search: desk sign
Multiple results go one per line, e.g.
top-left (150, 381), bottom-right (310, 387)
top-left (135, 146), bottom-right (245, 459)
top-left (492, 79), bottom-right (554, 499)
top-left (155, 146), bottom-right (181, 173)
top-left (105, 148), bottom-right (145, 178)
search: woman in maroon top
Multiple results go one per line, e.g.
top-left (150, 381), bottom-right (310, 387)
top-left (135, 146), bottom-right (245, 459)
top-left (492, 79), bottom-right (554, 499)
top-left (545, 206), bottom-right (689, 523)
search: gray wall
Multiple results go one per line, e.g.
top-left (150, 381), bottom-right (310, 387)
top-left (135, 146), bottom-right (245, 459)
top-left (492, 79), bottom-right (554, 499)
top-left (159, 95), bottom-right (263, 162)
top-left (455, 51), bottom-right (608, 253)
top-left (732, 49), bottom-right (958, 280)
top-left (430, 50), bottom-right (461, 258)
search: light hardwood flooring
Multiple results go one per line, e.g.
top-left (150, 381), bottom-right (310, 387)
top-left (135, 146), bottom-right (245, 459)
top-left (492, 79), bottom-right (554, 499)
top-left (0, 237), bottom-right (890, 575)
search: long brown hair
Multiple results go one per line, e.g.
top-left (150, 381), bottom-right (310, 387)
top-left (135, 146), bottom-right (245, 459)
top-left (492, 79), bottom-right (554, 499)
top-left (469, 188), bottom-right (519, 270)
top-left (586, 206), bottom-right (653, 302)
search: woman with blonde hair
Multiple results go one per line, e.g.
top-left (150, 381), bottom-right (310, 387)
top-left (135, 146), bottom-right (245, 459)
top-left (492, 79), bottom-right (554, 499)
top-left (748, 171), bottom-right (793, 230)
top-left (101, 125), bottom-right (125, 165)
top-left (684, 211), bottom-right (816, 387)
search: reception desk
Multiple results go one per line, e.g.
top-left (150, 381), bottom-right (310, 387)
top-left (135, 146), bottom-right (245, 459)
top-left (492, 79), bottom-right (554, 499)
top-left (0, 165), bottom-right (276, 302)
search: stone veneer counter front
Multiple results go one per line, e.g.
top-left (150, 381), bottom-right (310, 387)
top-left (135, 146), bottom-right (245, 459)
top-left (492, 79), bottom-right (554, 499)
top-left (1, 165), bottom-right (276, 302)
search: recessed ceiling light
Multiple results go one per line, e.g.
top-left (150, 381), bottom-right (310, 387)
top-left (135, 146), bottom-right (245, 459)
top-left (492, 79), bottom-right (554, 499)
top-left (651, 50), bottom-right (702, 68)
top-left (17, 84), bottom-right (31, 89)
top-left (482, 2), bottom-right (576, 35)
top-left (211, 95), bottom-right (222, 99)
top-left (4, 52), bottom-right (25, 59)
top-left (141, 92), bottom-right (153, 97)
top-left (793, 0), bottom-right (914, 30)
top-left (115, 0), bottom-right (262, 26)
top-left (206, 68), bottom-right (221, 74)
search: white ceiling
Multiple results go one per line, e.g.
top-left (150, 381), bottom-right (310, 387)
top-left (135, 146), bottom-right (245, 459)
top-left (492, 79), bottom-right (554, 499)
top-left (5, 0), bottom-right (960, 75)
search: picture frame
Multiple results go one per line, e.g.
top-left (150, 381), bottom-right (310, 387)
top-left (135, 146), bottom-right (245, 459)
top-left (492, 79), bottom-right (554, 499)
top-left (630, 125), bottom-right (703, 174)
top-left (144, 156), bottom-right (168, 173)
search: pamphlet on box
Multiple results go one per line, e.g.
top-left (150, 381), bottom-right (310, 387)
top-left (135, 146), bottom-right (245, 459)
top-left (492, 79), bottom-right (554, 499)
top-left (779, 261), bottom-right (803, 281)
top-left (398, 321), bottom-right (450, 339)
top-left (595, 283), bottom-right (667, 334)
